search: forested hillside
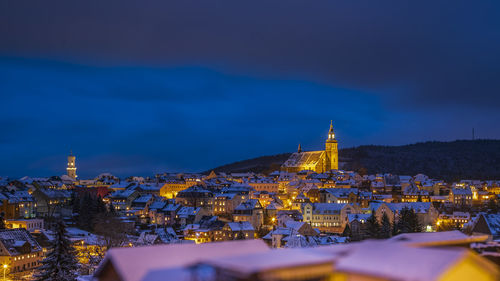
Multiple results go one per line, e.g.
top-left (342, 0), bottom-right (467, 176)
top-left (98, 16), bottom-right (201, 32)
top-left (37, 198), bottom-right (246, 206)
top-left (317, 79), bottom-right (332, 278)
top-left (209, 140), bottom-right (500, 181)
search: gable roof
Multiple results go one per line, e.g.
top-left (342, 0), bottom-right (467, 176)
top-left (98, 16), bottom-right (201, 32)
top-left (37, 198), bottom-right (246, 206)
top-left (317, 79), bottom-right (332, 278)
top-left (0, 228), bottom-right (42, 255)
top-left (478, 213), bottom-right (500, 237)
top-left (281, 151), bottom-right (324, 168)
top-left (389, 230), bottom-right (488, 247)
top-left (235, 199), bottom-right (261, 211)
top-left (330, 241), bottom-right (474, 281)
top-left (94, 240), bottom-right (270, 281)
top-left (226, 221), bottom-right (254, 231)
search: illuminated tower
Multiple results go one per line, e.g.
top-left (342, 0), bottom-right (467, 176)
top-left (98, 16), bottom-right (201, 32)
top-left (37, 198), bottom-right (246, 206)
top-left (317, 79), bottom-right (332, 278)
top-left (324, 120), bottom-right (338, 171)
top-left (67, 151), bottom-right (77, 179)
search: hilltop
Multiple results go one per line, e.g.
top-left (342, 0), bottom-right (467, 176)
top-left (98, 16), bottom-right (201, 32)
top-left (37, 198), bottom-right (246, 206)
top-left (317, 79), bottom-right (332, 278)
top-left (208, 140), bottom-right (500, 181)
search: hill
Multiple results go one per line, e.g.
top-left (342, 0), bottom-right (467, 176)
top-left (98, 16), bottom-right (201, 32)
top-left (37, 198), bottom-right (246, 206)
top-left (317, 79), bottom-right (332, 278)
top-left (208, 140), bottom-right (500, 181)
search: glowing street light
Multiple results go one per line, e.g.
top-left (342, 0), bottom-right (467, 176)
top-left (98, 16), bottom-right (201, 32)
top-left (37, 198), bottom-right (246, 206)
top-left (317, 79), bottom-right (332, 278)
top-left (2, 264), bottom-right (7, 281)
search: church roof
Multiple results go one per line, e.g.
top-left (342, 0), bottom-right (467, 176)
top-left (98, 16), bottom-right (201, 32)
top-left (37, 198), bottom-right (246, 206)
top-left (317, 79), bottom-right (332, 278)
top-left (281, 151), bottom-right (324, 168)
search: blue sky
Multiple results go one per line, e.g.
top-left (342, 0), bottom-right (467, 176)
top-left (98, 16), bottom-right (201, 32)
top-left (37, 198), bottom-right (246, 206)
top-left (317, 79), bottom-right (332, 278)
top-left (1, 1), bottom-right (499, 178)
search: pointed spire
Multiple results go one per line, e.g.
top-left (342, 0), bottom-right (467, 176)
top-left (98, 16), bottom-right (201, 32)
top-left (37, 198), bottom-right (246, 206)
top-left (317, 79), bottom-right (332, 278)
top-left (298, 143), bottom-right (302, 153)
top-left (327, 120), bottom-right (335, 141)
top-left (70, 149), bottom-right (73, 156)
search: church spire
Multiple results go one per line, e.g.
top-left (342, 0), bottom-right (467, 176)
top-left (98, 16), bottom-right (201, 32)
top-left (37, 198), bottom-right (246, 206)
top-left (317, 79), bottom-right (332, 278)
top-left (327, 120), bottom-right (335, 141)
top-left (298, 143), bottom-right (302, 153)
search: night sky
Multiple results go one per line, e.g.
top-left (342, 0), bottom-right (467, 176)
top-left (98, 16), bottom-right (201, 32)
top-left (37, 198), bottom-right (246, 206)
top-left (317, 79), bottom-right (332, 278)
top-left (1, 1), bottom-right (499, 178)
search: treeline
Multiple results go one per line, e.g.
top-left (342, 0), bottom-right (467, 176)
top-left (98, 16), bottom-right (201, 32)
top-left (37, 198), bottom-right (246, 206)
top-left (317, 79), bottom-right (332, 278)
top-left (71, 192), bottom-right (112, 232)
top-left (210, 139), bottom-right (500, 181)
top-left (341, 140), bottom-right (500, 181)
top-left (71, 191), bottom-right (130, 249)
top-left (344, 207), bottom-right (422, 241)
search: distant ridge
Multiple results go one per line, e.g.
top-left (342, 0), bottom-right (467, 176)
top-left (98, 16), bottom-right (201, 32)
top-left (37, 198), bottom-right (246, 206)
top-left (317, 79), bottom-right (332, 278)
top-left (207, 140), bottom-right (500, 181)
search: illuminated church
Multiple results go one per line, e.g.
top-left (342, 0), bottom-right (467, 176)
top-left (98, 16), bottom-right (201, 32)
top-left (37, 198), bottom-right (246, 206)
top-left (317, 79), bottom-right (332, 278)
top-left (281, 121), bottom-right (338, 173)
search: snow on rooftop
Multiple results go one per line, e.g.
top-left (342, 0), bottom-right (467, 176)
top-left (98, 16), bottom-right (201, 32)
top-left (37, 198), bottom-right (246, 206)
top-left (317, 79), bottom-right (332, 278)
top-left (206, 248), bottom-right (334, 275)
top-left (389, 230), bottom-right (488, 247)
top-left (96, 239), bottom-right (270, 281)
top-left (330, 241), bottom-right (468, 281)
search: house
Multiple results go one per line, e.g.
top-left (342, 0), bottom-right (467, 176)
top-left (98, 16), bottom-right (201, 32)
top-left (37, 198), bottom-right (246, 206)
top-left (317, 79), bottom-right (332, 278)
top-left (0, 229), bottom-right (44, 279)
top-left (219, 221), bottom-right (255, 241)
top-left (291, 192), bottom-right (311, 210)
top-left (347, 213), bottom-right (371, 241)
top-left (183, 216), bottom-right (225, 244)
top-left (146, 200), bottom-right (168, 224)
top-left (450, 188), bottom-right (473, 207)
top-left (371, 202), bottom-right (439, 228)
top-left (175, 185), bottom-right (215, 214)
top-left (31, 188), bottom-right (71, 217)
top-left (5, 219), bottom-right (44, 232)
top-left (159, 203), bottom-right (181, 225)
top-left (214, 191), bottom-right (247, 216)
top-left (247, 178), bottom-right (279, 193)
top-left (437, 212), bottom-right (471, 228)
top-left (319, 188), bottom-right (357, 204)
top-left (262, 220), bottom-right (318, 248)
top-left (301, 203), bottom-right (360, 233)
top-left (401, 184), bottom-right (430, 202)
top-left (94, 240), bottom-right (270, 281)
top-left (472, 213), bottom-right (500, 240)
top-left (277, 210), bottom-right (303, 227)
top-left (130, 194), bottom-right (154, 216)
top-left (233, 199), bottom-right (264, 229)
top-left (106, 189), bottom-right (140, 211)
top-left (176, 206), bottom-right (209, 226)
top-left (0, 191), bottom-right (36, 219)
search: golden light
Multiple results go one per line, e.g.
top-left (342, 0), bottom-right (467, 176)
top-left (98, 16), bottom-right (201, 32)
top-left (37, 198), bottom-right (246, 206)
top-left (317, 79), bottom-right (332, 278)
top-left (2, 264), bottom-right (7, 269)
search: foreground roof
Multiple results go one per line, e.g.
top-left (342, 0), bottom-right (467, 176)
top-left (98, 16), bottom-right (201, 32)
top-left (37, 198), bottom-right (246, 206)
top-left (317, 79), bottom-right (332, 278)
top-left (94, 239), bottom-right (270, 281)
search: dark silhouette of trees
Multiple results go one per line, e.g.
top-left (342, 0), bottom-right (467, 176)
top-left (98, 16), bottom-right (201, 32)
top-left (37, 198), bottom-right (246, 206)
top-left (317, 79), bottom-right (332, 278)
top-left (34, 220), bottom-right (78, 281)
top-left (380, 212), bottom-right (392, 239)
top-left (365, 210), bottom-right (380, 239)
top-left (395, 207), bottom-right (422, 234)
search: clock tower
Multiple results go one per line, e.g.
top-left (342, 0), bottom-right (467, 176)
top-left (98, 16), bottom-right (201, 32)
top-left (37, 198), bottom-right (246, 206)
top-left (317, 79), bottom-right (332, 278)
top-left (67, 151), bottom-right (77, 179)
top-left (324, 121), bottom-right (338, 171)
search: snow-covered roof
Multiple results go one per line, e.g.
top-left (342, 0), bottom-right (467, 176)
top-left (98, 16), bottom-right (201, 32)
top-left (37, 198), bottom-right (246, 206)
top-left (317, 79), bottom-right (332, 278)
top-left (95, 240), bottom-right (270, 281)
top-left (389, 230), bottom-right (488, 247)
top-left (133, 194), bottom-right (153, 203)
top-left (348, 213), bottom-right (371, 223)
top-left (309, 203), bottom-right (348, 214)
top-left (322, 188), bottom-right (358, 198)
top-left (148, 201), bottom-right (167, 210)
top-left (386, 202), bottom-right (432, 213)
top-left (205, 248), bottom-right (333, 276)
top-left (480, 213), bottom-right (500, 237)
top-left (226, 221), bottom-right (254, 232)
top-left (235, 199), bottom-right (261, 211)
top-left (323, 241), bottom-right (491, 281)
top-left (0, 228), bottom-right (42, 255)
top-left (161, 203), bottom-right (181, 212)
top-left (177, 206), bottom-right (201, 218)
top-left (451, 188), bottom-right (472, 195)
top-left (281, 151), bottom-right (324, 168)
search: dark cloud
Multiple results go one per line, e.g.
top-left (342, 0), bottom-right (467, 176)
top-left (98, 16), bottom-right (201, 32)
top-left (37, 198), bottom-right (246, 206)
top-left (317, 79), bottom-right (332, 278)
top-left (1, 1), bottom-right (500, 109)
top-left (0, 1), bottom-right (499, 177)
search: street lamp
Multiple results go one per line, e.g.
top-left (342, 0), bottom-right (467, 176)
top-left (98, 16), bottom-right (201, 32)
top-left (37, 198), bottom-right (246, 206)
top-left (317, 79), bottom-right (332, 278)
top-left (2, 264), bottom-right (7, 281)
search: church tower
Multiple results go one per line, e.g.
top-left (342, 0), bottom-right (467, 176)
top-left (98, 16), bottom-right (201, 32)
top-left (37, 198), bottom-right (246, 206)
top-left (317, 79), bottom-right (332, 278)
top-left (324, 120), bottom-right (338, 171)
top-left (67, 151), bottom-right (77, 179)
